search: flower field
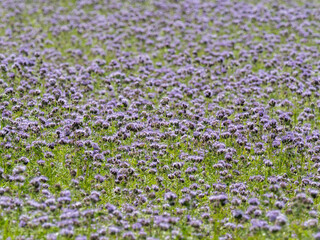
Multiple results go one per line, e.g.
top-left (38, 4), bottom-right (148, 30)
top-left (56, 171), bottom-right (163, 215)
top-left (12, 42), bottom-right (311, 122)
top-left (1, 0), bottom-right (320, 239)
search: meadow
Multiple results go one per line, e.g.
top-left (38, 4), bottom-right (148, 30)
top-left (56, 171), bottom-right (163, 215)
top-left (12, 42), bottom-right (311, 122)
top-left (1, 0), bottom-right (320, 239)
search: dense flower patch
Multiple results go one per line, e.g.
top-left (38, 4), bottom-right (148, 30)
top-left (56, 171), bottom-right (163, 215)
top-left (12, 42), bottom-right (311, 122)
top-left (1, 0), bottom-right (320, 239)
